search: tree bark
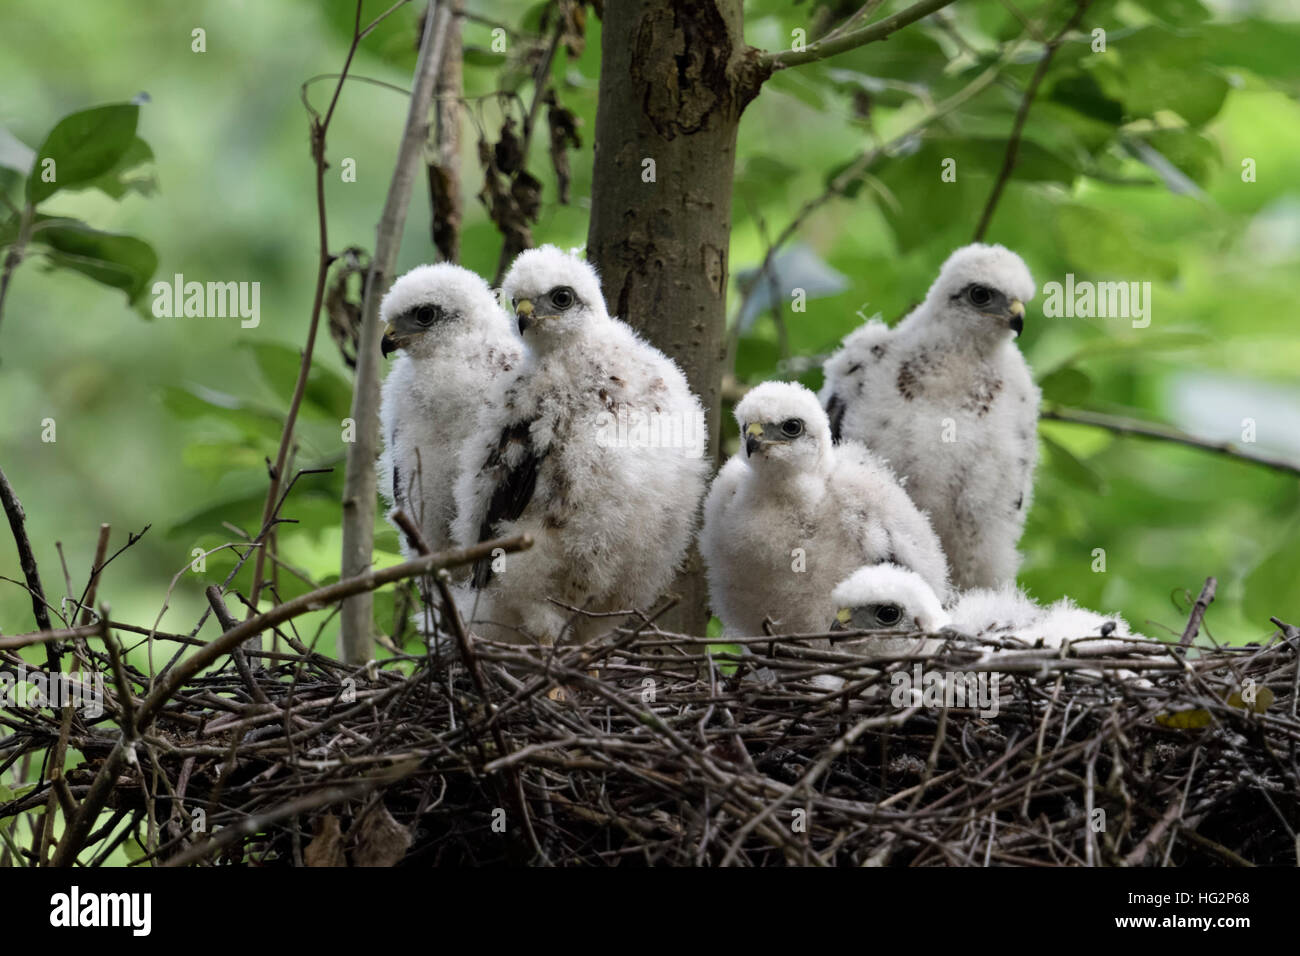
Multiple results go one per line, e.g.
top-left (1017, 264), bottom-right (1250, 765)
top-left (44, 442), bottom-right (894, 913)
top-left (431, 0), bottom-right (463, 262)
top-left (586, 0), bottom-right (766, 636)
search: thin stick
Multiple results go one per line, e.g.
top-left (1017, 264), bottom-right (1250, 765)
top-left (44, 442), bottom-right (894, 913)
top-left (1180, 577), bottom-right (1217, 647)
top-left (972, 0), bottom-right (1094, 241)
top-left (339, 0), bottom-right (454, 664)
top-left (761, 0), bottom-right (961, 70)
top-left (1043, 406), bottom-right (1300, 478)
top-left (247, 0), bottom-right (412, 617)
top-left (205, 586), bottom-right (270, 704)
top-left (0, 464), bottom-right (58, 670)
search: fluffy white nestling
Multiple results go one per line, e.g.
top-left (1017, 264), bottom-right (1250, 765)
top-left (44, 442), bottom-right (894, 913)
top-left (830, 562), bottom-right (951, 658)
top-left (821, 243), bottom-right (1040, 591)
top-left (699, 381), bottom-right (949, 639)
top-left (378, 263), bottom-right (522, 564)
top-left (453, 245), bottom-right (709, 645)
top-left (830, 563), bottom-right (1151, 660)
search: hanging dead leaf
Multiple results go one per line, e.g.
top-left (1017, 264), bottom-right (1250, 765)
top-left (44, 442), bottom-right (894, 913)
top-left (511, 170), bottom-right (543, 221)
top-left (325, 247), bottom-right (370, 371)
top-left (427, 161), bottom-right (461, 263)
top-left (546, 91), bottom-right (582, 204)
top-left (543, 0), bottom-right (592, 58)
top-left (494, 117), bottom-right (523, 176)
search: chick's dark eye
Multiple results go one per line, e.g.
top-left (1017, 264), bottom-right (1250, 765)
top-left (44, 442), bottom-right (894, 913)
top-left (875, 604), bottom-right (903, 627)
top-left (415, 305), bottom-right (438, 326)
top-left (968, 285), bottom-right (992, 307)
top-left (780, 418), bottom-right (804, 438)
top-left (550, 287), bottom-right (575, 310)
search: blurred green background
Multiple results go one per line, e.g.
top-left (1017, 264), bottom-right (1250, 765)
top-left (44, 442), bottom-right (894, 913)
top-left (1, 0), bottom-right (1298, 673)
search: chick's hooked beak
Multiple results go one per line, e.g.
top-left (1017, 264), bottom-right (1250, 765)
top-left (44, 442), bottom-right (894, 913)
top-left (744, 422), bottom-right (764, 458)
top-left (1008, 299), bottom-right (1025, 336)
top-left (830, 607), bottom-right (851, 633)
top-left (515, 298), bottom-right (535, 334)
top-left (380, 323), bottom-right (404, 358)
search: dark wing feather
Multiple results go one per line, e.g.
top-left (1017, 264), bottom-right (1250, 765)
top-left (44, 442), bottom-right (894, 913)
top-left (825, 393), bottom-right (846, 444)
top-left (472, 420), bottom-right (544, 588)
top-left (389, 424), bottom-right (403, 508)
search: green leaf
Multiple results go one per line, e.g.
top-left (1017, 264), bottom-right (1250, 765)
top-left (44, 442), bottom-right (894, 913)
top-left (1142, 0), bottom-right (1211, 24)
top-left (1200, 21), bottom-right (1300, 91)
top-left (85, 136), bottom-right (157, 200)
top-left (27, 220), bottom-right (156, 304)
top-left (27, 104), bottom-right (139, 205)
top-left (1116, 30), bottom-right (1229, 128)
top-left (168, 484), bottom-right (339, 542)
top-left (1038, 366), bottom-right (1092, 405)
top-left (245, 342), bottom-right (353, 422)
top-left (1054, 204), bottom-right (1179, 281)
top-left (463, 48), bottom-right (507, 68)
top-left (1134, 129), bottom-right (1219, 188)
top-left (1040, 432), bottom-right (1105, 494)
top-left (160, 384), bottom-right (284, 446)
top-left (1049, 71), bottom-right (1124, 126)
top-left (520, 1), bottom-right (549, 32)
top-left (871, 138), bottom-right (1076, 253)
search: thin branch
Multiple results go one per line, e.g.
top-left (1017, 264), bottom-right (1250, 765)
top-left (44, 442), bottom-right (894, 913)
top-left (1180, 577), bottom-right (1217, 648)
top-left (760, 0), bottom-right (961, 71)
top-left (0, 203), bottom-right (34, 337)
top-left (0, 464), bottom-right (59, 670)
top-left (47, 533), bottom-right (530, 868)
top-left (1042, 406), bottom-right (1300, 479)
top-left (249, 0), bottom-right (393, 619)
top-left (143, 534), bottom-right (530, 731)
top-left (0, 623), bottom-right (96, 651)
top-left (206, 586), bottom-right (270, 703)
top-left (819, 0), bottom-right (888, 44)
top-left (972, 0), bottom-right (1093, 241)
top-left (78, 524), bottom-right (111, 628)
top-left (339, 0), bottom-right (454, 664)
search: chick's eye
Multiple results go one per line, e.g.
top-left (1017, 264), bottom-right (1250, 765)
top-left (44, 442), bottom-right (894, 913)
top-left (550, 287), bottom-right (575, 310)
top-left (874, 604), bottom-right (903, 627)
top-left (415, 305), bottom-right (438, 326)
top-left (780, 418), bottom-right (804, 438)
top-left (968, 285), bottom-right (992, 307)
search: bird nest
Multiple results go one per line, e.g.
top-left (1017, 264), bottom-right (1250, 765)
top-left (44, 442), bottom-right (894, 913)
top-left (3, 606), bottom-right (1297, 867)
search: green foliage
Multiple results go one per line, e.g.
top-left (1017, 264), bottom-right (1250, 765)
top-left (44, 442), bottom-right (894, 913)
top-left (0, 101), bottom-right (158, 312)
top-left (733, 0), bottom-right (1300, 642)
top-left (26, 104), bottom-right (140, 204)
top-left (1, 0), bottom-right (1297, 672)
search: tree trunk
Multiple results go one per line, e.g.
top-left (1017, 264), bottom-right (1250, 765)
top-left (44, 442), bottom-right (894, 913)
top-left (431, 0), bottom-right (463, 263)
top-left (586, 0), bottom-right (765, 637)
